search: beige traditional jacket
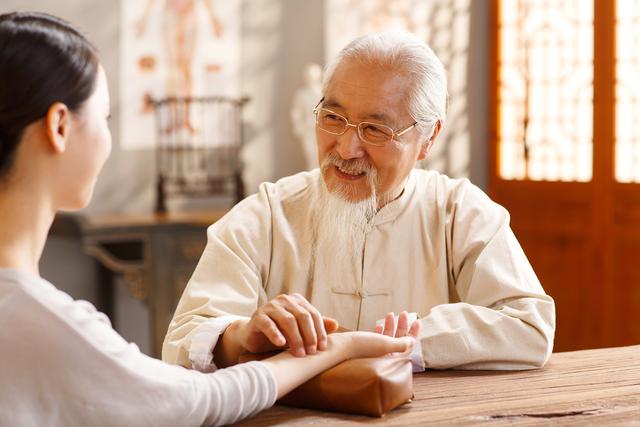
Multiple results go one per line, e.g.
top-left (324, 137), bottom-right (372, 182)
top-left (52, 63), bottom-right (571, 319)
top-left (163, 169), bottom-right (555, 370)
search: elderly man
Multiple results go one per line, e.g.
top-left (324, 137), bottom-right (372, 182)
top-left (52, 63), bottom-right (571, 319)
top-left (163, 31), bottom-right (555, 373)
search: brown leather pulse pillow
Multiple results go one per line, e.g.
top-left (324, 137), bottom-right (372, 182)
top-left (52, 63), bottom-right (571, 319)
top-left (239, 353), bottom-right (414, 417)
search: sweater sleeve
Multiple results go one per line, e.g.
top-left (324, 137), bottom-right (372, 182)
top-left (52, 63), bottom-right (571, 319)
top-left (420, 180), bottom-right (556, 370)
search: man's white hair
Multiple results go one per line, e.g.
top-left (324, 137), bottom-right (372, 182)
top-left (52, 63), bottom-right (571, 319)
top-left (322, 30), bottom-right (448, 138)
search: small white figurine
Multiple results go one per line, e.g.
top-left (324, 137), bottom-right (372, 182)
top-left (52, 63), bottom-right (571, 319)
top-left (291, 63), bottom-right (323, 170)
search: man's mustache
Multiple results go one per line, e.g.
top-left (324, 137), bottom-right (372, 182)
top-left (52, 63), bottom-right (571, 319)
top-left (321, 152), bottom-right (373, 175)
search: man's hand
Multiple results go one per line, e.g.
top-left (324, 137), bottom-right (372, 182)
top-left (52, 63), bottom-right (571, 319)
top-left (235, 293), bottom-right (339, 357)
top-left (375, 311), bottom-right (421, 339)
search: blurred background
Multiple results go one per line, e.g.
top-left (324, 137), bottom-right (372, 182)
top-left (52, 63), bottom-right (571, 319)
top-left (2, 0), bottom-right (637, 357)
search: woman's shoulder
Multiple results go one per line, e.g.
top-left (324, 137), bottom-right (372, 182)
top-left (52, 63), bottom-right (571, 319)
top-left (0, 268), bottom-right (128, 352)
top-left (0, 268), bottom-right (61, 308)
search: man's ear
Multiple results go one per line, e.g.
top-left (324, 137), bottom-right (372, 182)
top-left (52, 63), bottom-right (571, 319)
top-left (45, 102), bottom-right (71, 154)
top-left (417, 120), bottom-right (442, 161)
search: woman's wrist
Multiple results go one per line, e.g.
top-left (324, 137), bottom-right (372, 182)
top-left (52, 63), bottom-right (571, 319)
top-left (326, 332), bottom-right (356, 360)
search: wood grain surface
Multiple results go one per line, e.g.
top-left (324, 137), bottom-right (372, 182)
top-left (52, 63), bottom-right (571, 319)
top-left (237, 345), bottom-right (640, 426)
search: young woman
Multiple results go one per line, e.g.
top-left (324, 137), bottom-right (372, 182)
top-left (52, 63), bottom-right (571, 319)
top-left (0, 12), bottom-right (418, 427)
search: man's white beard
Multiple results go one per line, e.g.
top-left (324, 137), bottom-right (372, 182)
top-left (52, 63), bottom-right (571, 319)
top-left (311, 153), bottom-right (379, 289)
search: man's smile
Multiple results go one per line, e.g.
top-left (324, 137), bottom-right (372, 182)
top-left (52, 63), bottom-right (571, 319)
top-left (333, 164), bottom-right (367, 181)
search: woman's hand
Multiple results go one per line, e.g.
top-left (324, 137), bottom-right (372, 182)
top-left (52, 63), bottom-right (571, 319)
top-left (262, 327), bottom-right (415, 399)
top-left (328, 331), bottom-right (415, 360)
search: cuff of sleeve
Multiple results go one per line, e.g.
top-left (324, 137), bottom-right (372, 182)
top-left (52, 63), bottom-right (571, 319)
top-left (188, 315), bottom-right (248, 372)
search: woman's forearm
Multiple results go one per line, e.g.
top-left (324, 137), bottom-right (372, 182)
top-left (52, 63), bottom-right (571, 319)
top-left (258, 334), bottom-right (350, 398)
top-left (258, 332), bottom-right (414, 398)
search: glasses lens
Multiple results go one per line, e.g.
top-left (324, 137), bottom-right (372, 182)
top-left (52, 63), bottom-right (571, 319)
top-left (359, 122), bottom-right (393, 145)
top-left (317, 109), bottom-right (347, 134)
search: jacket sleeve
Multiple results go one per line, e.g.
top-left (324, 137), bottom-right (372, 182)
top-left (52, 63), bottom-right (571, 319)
top-left (162, 185), bottom-right (274, 368)
top-left (420, 181), bottom-right (556, 370)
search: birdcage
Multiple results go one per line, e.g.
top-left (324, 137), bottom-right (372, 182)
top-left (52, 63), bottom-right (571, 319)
top-left (152, 96), bottom-right (249, 213)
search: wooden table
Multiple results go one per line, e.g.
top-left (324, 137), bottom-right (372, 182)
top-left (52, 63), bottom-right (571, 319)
top-left (238, 345), bottom-right (640, 426)
top-left (49, 211), bottom-right (226, 357)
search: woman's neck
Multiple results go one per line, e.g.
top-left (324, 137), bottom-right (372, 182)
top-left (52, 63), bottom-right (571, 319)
top-left (0, 186), bottom-right (54, 276)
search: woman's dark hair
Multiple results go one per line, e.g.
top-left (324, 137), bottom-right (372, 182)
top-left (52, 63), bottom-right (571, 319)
top-left (0, 12), bottom-right (99, 177)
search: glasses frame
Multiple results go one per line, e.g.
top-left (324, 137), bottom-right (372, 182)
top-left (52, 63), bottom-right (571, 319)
top-left (312, 99), bottom-right (417, 147)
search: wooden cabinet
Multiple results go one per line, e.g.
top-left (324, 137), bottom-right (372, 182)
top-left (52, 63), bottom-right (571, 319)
top-left (50, 211), bottom-right (226, 357)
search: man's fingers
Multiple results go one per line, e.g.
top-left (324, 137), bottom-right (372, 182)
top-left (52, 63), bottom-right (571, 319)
top-left (374, 324), bottom-right (383, 334)
top-left (383, 312), bottom-right (395, 336)
top-left (395, 311), bottom-right (409, 337)
top-left (294, 297), bottom-right (326, 352)
top-left (268, 305), bottom-right (306, 357)
top-left (252, 294), bottom-right (335, 356)
top-left (253, 314), bottom-right (286, 347)
top-left (287, 302), bottom-right (319, 354)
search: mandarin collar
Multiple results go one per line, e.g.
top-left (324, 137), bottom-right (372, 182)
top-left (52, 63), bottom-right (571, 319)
top-left (370, 169), bottom-right (416, 227)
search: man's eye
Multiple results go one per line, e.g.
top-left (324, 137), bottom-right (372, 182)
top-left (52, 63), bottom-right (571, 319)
top-left (363, 124), bottom-right (391, 137)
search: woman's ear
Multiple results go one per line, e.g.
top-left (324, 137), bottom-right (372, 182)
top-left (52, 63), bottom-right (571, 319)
top-left (45, 102), bottom-right (71, 154)
top-left (417, 120), bottom-right (442, 160)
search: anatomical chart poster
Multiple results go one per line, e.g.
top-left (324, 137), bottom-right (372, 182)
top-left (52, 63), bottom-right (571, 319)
top-left (119, 0), bottom-right (240, 149)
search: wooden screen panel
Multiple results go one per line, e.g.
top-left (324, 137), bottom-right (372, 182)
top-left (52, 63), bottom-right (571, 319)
top-left (515, 231), bottom-right (597, 352)
top-left (608, 185), bottom-right (640, 346)
top-left (610, 237), bottom-right (640, 347)
top-left (489, 0), bottom-right (631, 352)
top-left (493, 182), bottom-right (593, 232)
top-left (494, 181), bottom-right (599, 351)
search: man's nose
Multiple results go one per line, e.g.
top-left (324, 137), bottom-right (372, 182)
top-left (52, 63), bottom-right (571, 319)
top-left (336, 125), bottom-right (365, 159)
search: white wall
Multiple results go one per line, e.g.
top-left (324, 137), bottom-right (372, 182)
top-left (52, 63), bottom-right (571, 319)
top-left (1, 0), bottom-right (488, 354)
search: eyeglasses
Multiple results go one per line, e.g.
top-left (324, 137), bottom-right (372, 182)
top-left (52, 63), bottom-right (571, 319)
top-left (313, 100), bottom-right (417, 147)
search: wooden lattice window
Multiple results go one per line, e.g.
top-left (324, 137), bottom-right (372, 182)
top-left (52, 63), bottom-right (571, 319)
top-left (498, 0), bottom-right (593, 181)
top-left (615, 0), bottom-right (640, 183)
top-left (490, 0), bottom-right (640, 352)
